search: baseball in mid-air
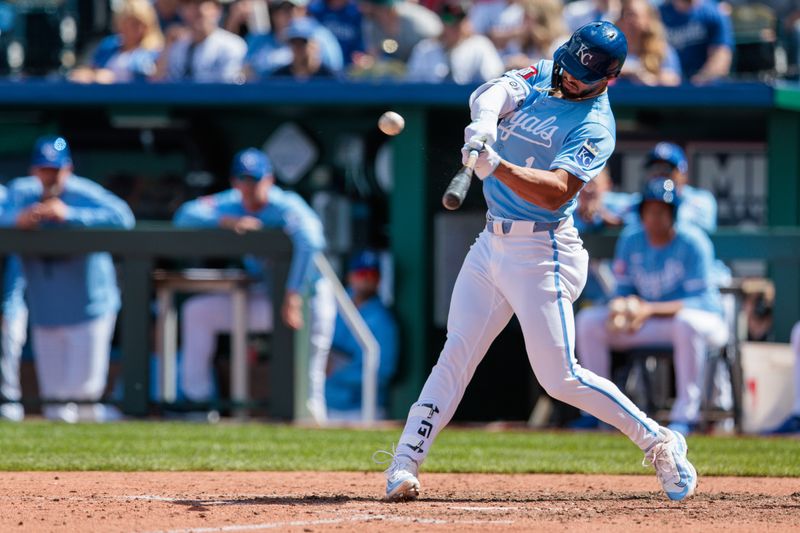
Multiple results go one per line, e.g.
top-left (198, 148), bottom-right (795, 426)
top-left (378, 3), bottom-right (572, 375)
top-left (378, 111), bottom-right (405, 136)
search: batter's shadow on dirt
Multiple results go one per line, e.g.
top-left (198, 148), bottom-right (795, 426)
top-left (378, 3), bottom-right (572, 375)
top-left (167, 492), bottom-right (671, 511)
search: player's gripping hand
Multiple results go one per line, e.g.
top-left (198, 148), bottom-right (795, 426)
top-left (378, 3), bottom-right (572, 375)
top-left (464, 118), bottom-right (497, 147)
top-left (461, 136), bottom-right (501, 180)
top-left (219, 215), bottom-right (263, 234)
top-left (281, 291), bottom-right (304, 330)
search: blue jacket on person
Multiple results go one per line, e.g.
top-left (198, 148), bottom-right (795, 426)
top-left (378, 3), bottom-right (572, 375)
top-left (325, 292), bottom-right (398, 412)
top-left (0, 175), bottom-right (135, 327)
top-left (308, 0), bottom-right (364, 64)
top-left (172, 186), bottom-right (326, 293)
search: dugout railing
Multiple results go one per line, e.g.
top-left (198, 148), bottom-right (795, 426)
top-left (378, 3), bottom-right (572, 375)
top-left (0, 226), bottom-right (294, 418)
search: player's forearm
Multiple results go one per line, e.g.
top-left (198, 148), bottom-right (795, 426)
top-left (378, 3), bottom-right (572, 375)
top-left (692, 47), bottom-right (732, 82)
top-left (643, 299), bottom-right (684, 318)
top-left (493, 162), bottom-right (571, 210)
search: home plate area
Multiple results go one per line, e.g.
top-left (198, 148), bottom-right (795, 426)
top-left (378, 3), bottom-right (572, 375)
top-left (0, 472), bottom-right (797, 532)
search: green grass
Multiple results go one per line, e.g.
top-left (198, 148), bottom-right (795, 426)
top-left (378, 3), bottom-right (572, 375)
top-left (0, 421), bottom-right (797, 476)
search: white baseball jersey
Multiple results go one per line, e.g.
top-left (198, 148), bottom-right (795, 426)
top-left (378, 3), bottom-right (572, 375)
top-left (482, 60), bottom-right (616, 222)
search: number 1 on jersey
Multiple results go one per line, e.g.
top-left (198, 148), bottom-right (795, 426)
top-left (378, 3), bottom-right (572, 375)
top-left (524, 156), bottom-right (535, 168)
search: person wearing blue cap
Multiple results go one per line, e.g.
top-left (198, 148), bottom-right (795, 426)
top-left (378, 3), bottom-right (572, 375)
top-left (173, 147), bottom-right (336, 424)
top-left (271, 18), bottom-right (338, 79)
top-left (575, 178), bottom-right (727, 436)
top-left (644, 142), bottom-right (717, 234)
top-left (326, 250), bottom-right (397, 421)
top-left (243, 5), bottom-right (343, 81)
top-left (0, 135), bottom-right (135, 423)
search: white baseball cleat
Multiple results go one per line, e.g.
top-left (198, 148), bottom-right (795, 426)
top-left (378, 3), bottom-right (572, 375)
top-left (373, 448), bottom-right (420, 502)
top-left (643, 428), bottom-right (698, 501)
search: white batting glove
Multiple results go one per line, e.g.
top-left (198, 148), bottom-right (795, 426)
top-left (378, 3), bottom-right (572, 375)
top-left (461, 136), bottom-right (501, 180)
top-left (464, 118), bottom-right (498, 146)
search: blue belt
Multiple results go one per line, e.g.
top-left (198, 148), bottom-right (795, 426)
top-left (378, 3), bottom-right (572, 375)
top-left (485, 219), bottom-right (563, 235)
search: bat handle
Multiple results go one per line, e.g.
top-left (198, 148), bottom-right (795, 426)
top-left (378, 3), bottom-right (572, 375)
top-left (442, 149), bottom-right (480, 211)
top-left (464, 149), bottom-right (479, 169)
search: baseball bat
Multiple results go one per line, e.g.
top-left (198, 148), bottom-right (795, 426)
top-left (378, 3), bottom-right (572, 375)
top-left (442, 149), bottom-right (479, 210)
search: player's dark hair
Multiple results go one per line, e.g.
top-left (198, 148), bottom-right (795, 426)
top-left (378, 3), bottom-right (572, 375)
top-left (550, 63), bottom-right (563, 95)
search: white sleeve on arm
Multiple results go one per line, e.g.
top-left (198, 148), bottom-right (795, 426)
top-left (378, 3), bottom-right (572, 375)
top-left (469, 71), bottom-right (531, 121)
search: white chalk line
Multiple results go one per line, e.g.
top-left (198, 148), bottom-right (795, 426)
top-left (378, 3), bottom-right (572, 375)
top-left (146, 514), bottom-right (515, 533)
top-left (450, 506), bottom-right (520, 512)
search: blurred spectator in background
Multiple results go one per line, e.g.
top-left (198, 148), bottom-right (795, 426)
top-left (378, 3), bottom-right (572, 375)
top-left (326, 250), bottom-right (398, 421)
top-left (155, 0), bottom-right (247, 82)
top-left (615, 0), bottom-right (682, 86)
top-left (356, 0), bottom-right (442, 76)
top-left (575, 178), bottom-right (727, 436)
top-left (564, 0), bottom-right (621, 32)
top-left (173, 148), bottom-right (336, 424)
top-left (70, 0), bottom-right (163, 84)
top-left (271, 17), bottom-right (339, 78)
top-left (659, 0), bottom-right (733, 83)
top-left (0, 186), bottom-right (27, 422)
top-left (244, 0), bottom-right (343, 80)
top-left (469, 0), bottom-right (510, 35)
top-left (1, 136), bottom-right (135, 423)
top-left (490, 0), bottom-right (568, 69)
top-left (767, 321), bottom-right (800, 433)
top-left (405, 0), bottom-right (503, 83)
top-left (644, 142), bottom-right (717, 233)
top-left (154, 0), bottom-right (185, 32)
top-left (224, 0), bottom-right (272, 38)
top-left (309, 0), bottom-right (365, 64)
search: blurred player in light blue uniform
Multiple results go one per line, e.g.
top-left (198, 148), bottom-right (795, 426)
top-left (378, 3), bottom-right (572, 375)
top-left (576, 178), bottom-right (728, 436)
top-left (326, 250), bottom-right (398, 421)
top-left (1, 136), bottom-right (135, 423)
top-left (0, 185), bottom-right (27, 422)
top-left (643, 142), bottom-right (717, 233)
top-left (173, 148), bottom-right (336, 423)
top-left (380, 22), bottom-right (697, 503)
top-left (640, 142), bottom-right (731, 289)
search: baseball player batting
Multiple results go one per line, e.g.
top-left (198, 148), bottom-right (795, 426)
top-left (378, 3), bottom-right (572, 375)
top-left (377, 22), bottom-right (697, 502)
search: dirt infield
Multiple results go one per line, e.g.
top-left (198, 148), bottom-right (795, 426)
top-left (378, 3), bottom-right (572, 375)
top-left (0, 472), bottom-right (797, 532)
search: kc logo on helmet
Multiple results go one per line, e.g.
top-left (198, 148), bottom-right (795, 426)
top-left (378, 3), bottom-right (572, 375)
top-left (577, 44), bottom-right (594, 66)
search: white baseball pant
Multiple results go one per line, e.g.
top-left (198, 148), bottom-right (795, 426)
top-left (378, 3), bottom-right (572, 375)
top-left (396, 220), bottom-right (663, 466)
top-left (179, 279), bottom-right (336, 417)
top-left (575, 306), bottom-right (728, 423)
top-left (1, 310), bottom-right (28, 420)
top-left (792, 322), bottom-right (800, 415)
top-left (32, 313), bottom-right (116, 422)
top-left (1, 310), bottom-right (27, 402)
